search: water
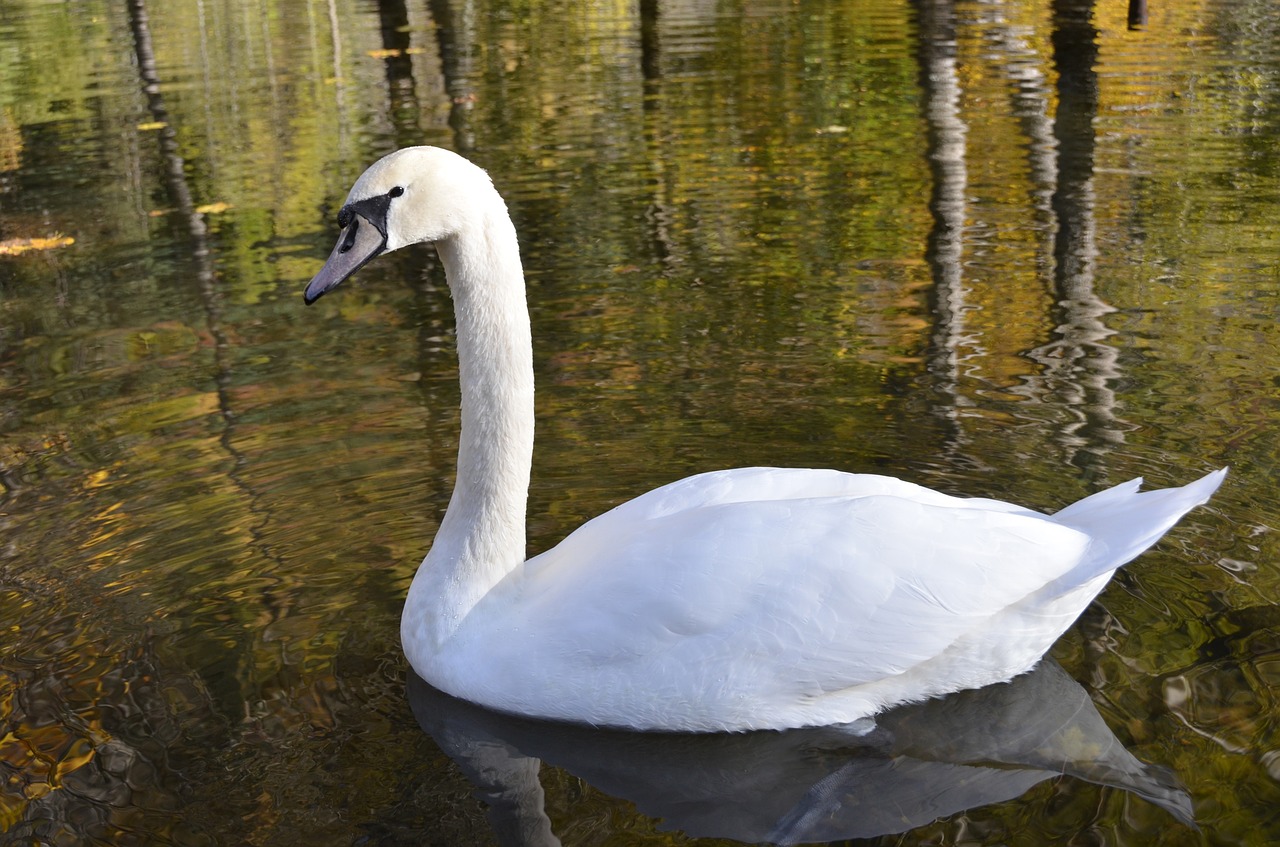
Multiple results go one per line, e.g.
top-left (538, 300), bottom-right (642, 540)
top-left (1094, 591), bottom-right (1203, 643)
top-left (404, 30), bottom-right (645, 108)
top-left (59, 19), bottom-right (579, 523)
top-left (1, 0), bottom-right (1277, 843)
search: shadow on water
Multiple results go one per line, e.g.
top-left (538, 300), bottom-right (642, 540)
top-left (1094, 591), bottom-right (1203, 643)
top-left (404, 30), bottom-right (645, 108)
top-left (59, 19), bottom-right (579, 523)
top-left (409, 659), bottom-right (1193, 846)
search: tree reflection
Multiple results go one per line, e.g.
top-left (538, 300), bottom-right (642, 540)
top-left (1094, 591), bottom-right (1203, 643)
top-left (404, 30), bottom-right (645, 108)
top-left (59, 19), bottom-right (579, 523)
top-left (1036, 0), bottom-right (1125, 472)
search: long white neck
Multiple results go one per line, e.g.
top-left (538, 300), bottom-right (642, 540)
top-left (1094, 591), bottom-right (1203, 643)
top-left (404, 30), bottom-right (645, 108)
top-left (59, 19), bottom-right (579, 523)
top-left (403, 198), bottom-right (534, 649)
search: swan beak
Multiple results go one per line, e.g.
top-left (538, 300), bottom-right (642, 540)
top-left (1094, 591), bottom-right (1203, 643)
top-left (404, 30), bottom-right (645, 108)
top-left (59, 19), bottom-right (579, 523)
top-left (304, 213), bottom-right (388, 304)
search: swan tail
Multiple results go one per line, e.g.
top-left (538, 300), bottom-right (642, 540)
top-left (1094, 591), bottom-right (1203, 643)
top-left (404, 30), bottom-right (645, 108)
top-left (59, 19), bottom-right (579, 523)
top-left (1052, 467), bottom-right (1227, 578)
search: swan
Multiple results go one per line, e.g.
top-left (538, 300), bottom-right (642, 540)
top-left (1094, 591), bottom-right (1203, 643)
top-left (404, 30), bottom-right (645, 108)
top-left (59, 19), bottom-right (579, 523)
top-left (303, 145), bottom-right (1226, 732)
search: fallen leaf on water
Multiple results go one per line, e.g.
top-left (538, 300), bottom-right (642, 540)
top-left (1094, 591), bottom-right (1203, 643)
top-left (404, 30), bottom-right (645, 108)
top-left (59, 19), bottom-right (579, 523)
top-left (367, 47), bottom-right (424, 58)
top-left (136, 121), bottom-right (167, 131)
top-left (0, 236), bottom-right (75, 256)
top-left (195, 202), bottom-right (232, 214)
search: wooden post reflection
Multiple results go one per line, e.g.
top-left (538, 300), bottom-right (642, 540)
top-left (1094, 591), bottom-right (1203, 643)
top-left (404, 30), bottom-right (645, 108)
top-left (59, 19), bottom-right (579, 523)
top-left (376, 0), bottom-right (423, 145)
top-left (1128, 0), bottom-right (1149, 30)
top-left (427, 0), bottom-right (479, 150)
top-left (639, 0), bottom-right (661, 83)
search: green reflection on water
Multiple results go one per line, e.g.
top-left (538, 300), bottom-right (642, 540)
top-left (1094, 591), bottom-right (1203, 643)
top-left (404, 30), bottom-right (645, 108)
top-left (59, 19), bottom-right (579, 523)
top-left (1, 0), bottom-right (1278, 843)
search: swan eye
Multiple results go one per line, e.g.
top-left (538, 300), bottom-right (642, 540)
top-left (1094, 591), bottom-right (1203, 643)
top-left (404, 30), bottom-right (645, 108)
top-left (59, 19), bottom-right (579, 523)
top-left (388, 186), bottom-right (405, 198)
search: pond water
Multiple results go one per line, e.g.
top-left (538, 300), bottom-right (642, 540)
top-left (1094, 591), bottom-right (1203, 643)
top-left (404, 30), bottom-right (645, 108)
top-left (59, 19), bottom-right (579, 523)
top-left (1, 0), bottom-right (1278, 843)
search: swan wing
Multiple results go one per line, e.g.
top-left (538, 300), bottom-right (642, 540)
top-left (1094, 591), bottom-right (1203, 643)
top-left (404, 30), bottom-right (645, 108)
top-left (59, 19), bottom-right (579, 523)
top-left (521, 492), bottom-right (1088, 673)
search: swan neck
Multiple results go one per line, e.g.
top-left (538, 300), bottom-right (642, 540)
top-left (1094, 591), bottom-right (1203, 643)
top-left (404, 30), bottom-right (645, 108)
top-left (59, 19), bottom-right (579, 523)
top-left (410, 203), bottom-right (533, 647)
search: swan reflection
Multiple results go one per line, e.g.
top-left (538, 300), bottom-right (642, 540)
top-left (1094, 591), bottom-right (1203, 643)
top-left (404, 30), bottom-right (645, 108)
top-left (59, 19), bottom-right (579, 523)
top-left (408, 659), bottom-right (1192, 846)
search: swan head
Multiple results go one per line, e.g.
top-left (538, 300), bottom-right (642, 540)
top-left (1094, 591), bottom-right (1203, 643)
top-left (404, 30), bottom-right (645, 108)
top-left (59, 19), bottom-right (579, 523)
top-left (303, 146), bottom-right (494, 304)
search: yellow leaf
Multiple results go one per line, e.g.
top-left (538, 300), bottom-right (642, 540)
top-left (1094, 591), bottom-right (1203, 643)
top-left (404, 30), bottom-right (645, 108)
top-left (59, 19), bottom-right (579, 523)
top-left (0, 235), bottom-right (75, 256)
top-left (136, 121), bottom-right (167, 131)
top-left (195, 202), bottom-right (232, 214)
top-left (367, 47), bottom-right (423, 58)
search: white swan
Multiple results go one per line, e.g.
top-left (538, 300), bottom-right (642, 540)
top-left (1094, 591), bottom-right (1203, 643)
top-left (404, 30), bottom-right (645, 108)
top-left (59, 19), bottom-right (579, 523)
top-left (303, 146), bottom-right (1226, 732)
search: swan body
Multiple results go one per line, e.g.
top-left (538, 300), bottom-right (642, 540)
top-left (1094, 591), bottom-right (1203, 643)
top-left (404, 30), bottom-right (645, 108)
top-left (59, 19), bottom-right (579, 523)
top-left (304, 146), bottom-right (1226, 732)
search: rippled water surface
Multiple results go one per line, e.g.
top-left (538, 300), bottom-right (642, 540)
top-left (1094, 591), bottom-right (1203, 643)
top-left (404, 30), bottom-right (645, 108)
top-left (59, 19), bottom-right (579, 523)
top-left (1, 0), bottom-right (1278, 844)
